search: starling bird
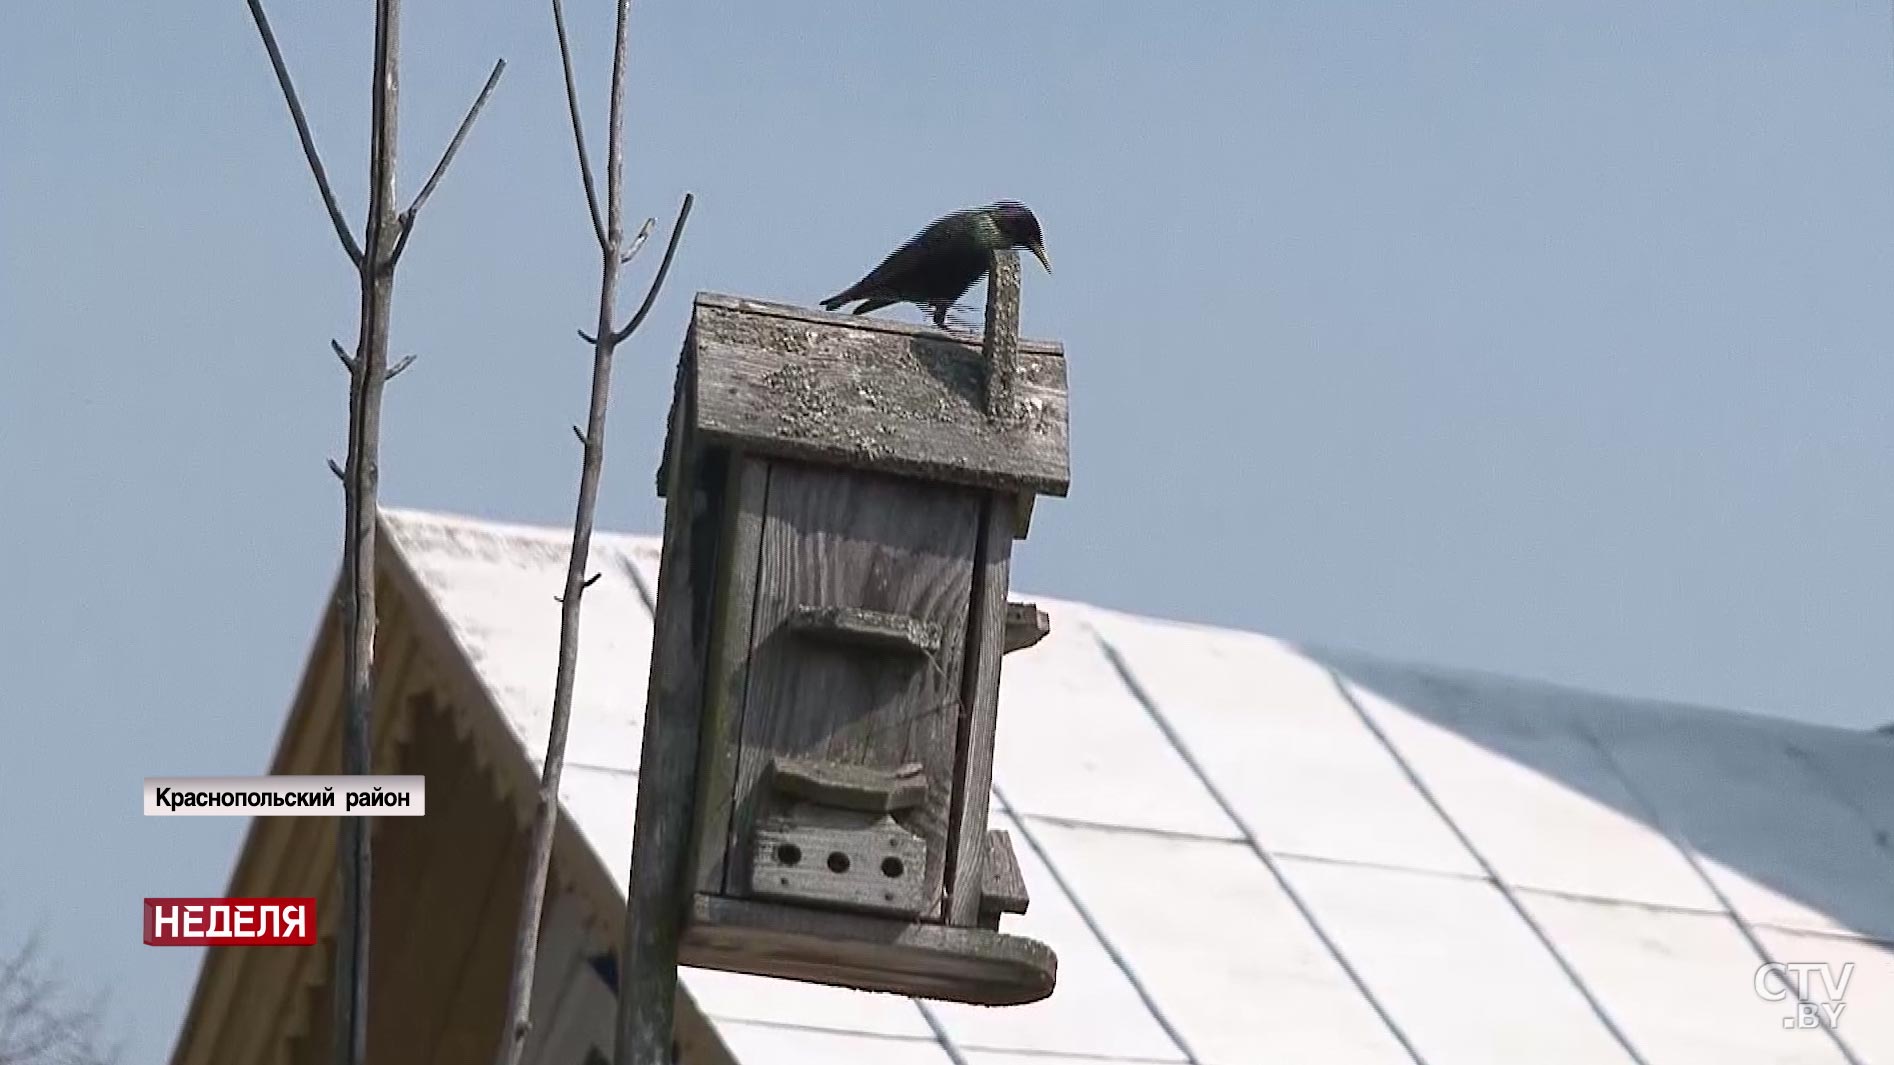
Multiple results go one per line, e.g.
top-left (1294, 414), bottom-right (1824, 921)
top-left (821, 202), bottom-right (1052, 329)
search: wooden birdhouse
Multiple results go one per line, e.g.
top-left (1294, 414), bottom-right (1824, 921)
top-left (631, 253), bottom-right (1067, 1007)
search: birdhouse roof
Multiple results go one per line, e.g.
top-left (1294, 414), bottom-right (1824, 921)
top-left (170, 507), bottom-right (1894, 1065)
top-left (664, 293), bottom-right (1071, 497)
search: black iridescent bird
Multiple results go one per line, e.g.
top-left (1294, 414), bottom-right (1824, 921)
top-left (821, 202), bottom-right (1052, 329)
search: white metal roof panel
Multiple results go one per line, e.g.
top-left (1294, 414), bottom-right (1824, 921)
top-left (365, 509), bottom-right (1894, 1065)
top-left (964, 1055), bottom-right (1182, 1065)
top-left (555, 763), bottom-right (636, 896)
top-left (989, 600), bottom-right (1239, 839)
top-left (1595, 716), bottom-right (1894, 940)
top-left (681, 969), bottom-right (935, 1040)
top-left (1024, 818), bottom-right (1412, 1065)
top-left (1280, 856), bottom-right (1638, 1065)
top-left (1085, 607), bottom-right (1483, 877)
top-left (926, 812), bottom-right (1185, 1061)
top-left (1521, 895), bottom-right (1853, 1065)
top-left (385, 511), bottom-right (655, 774)
top-left (711, 1023), bottom-right (955, 1065)
top-left (1753, 928), bottom-right (1894, 1063)
top-left (1338, 673), bottom-right (1723, 911)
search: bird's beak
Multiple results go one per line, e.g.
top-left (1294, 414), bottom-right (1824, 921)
top-left (1028, 241), bottom-right (1052, 274)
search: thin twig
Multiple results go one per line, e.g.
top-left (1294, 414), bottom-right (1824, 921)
top-left (244, 0), bottom-right (365, 267)
top-left (621, 216), bottom-right (654, 264)
top-left (385, 353), bottom-right (419, 381)
top-left (549, 0), bottom-right (608, 250)
top-left (603, 0), bottom-right (631, 243)
top-left (610, 194), bottom-right (693, 345)
top-left (389, 58), bottom-right (508, 268)
top-left (332, 339), bottom-right (357, 374)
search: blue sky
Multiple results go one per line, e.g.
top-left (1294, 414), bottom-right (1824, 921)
top-left (4, 2), bottom-right (1893, 1059)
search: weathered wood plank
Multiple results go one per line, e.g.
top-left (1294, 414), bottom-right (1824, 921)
top-left (617, 360), bottom-right (716, 1065)
top-left (749, 814), bottom-right (930, 917)
top-left (369, 708), bottom-right (514, 1065)
top-left (692, 454), bottom-right (768, 896)
top-left (1003, 601), bottom-right (1051, 654)
top-left (728, 462), bottom-right (980, 921)
top-left (286, 941), bottom-right (336, 1065)
top-left (689, 311), bottom-right (1070, 497)
top-left (694, 292), bottom-right (1064, 357)
top-left (220, 621), bottom-right (417, 1065)
top-left (424, 823), bottom-right (527, 1065)
top-left (767, 755), bottom-right (926, 813)
top-left (680, 894), bottom-right (1056, 1006)
top-left (978, 829), bottom-right (1031, 927)
top-left (1012, 492), bottom-right (1036, 540)
top-left (364, 693), bottom-right (452, 995)
top-left (190, 612), bottom-right (340, 1065)
top-left (946, 498), bottom-right (1014, 926)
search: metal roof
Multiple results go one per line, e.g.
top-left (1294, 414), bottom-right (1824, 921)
top-left (383, 507), bottom-right (1894, 1065)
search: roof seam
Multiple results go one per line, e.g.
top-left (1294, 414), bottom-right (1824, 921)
top-left (700, 1018), bottom-right (931, 1042)
top-left (992, 785), bottom-right (1203, 1065)
top-left (1572, 726), bottom-right (1870, 1065)
top-left (1091, 632), bottom-right (1431, 1065)
top-left (702, 1017), bottom-right (1190, 1063)
top-left (1324, 671), bottom-right (1653, 1065)
top-left (559, 760), bottom-right (639, 778)
top-left (1012, 812), bottom-right (1894, 944)
top-left (914, 1000), bottom-right (971, 1065)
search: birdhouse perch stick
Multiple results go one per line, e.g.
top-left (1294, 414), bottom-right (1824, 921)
top-left (983, 249), bottom-right (1021, 420)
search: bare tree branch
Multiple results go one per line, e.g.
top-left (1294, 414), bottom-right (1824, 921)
top-left (610, 194), bottom-right (693, 346)
top-left (492, 3), bottom-right (694, 1064)
top-left (244, 0), bottom-right (365, 267)
top-left (389, 58), bottom-right (508, 268)
top-left (548, 0), bottom-right (608, 250)
top-left (384, 353), bottom-right (418, 381)
top-left (0, 924), bottom-right (119, 1065)
top-left (248, 4), bottom-right (504, 1064)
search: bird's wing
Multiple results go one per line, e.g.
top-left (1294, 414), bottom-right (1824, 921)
top-left (829, 211), bottom-right (985, 302)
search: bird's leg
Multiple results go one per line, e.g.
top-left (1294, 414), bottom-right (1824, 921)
top-left (931, 302), bottom-right (952, 330)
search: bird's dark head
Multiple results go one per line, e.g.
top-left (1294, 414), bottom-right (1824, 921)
top-left (985, 201), bottom-right (1052, 274)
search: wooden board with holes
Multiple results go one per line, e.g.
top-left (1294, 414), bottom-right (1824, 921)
top-left (724, 459), bottom-right (982, 919)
